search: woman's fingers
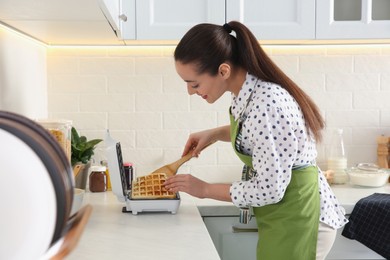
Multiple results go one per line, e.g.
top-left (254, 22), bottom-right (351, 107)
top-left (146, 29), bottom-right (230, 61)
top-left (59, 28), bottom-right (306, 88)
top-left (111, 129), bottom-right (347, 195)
top-left (164, 174), bottom-right (189, 191)
top-left (182, 139), bottom-right (198, 157)
top-left (164, 174), bottom-right (206, 198)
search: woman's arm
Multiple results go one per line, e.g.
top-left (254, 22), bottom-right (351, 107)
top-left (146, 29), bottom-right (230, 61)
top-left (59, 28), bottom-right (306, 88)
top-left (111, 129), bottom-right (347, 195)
top-left (167, 125), bottom-right (233, 201)
top-left (183, 125), bottom-right (231, 156)
top-left (164, 174), bottom-right (232, 202)
top-left (213, 125), bottom-right (231, 142)
top-left (204, 183), bottom-right (232, 202)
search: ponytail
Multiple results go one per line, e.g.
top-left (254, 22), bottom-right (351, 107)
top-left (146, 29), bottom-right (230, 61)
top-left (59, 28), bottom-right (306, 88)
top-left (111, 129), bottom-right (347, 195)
top-left (175, 21), bottom-right (325, 142)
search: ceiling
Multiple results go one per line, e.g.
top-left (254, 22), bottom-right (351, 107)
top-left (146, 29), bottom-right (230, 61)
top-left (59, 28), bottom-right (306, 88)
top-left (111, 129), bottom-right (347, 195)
top-left (0, 0), bottom-right (123, 45)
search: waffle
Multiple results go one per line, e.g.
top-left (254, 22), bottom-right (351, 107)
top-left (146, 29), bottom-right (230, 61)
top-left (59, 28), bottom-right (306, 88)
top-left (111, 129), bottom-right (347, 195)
top-left (131, 173), bottom-right (176, 199)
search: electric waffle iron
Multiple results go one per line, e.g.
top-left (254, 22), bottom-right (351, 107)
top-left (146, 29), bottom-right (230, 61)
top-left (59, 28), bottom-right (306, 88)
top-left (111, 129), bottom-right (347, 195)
top-left (105, 130), bottom-right (180, 215)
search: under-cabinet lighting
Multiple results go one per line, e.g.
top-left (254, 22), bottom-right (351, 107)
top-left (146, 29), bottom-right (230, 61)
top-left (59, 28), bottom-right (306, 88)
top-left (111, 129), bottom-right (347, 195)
top-left (1, 22), bottom-right (390, 50)
top-left (0, 22), bottom-right (46, 48)
top-left (46, 43), bottom-right (390, 56)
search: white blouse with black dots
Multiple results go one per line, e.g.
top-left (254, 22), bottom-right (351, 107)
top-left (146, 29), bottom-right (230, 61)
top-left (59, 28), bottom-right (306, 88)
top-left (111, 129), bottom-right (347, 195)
top-left (229, 73), bottom-right (348, 229)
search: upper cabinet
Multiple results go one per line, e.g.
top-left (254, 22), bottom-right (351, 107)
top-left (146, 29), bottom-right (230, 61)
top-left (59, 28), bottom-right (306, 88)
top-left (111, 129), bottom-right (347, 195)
top-left (1, 0), bottom-right (390, 45)
top-left (226, 0), bottom-right (316, 40)
top-left (98, 0), bottom-right (135, 40)
top-left (0, 0), bottom-right (122, 45)
top-left (135, 0), bottom-right (225, 40)
top-left (122, 0), bottom-right (390, 43)
top-left (118, 0), bottom-right (390, 42)
top-left (123, 0), bottom-right (315, 41)
top-left (317, 0), bottom-right (390, 39)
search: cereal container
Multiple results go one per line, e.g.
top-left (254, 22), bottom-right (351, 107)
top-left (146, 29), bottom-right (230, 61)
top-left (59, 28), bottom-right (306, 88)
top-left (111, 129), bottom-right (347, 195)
top-left (36, 119), bottom-right (72, 162)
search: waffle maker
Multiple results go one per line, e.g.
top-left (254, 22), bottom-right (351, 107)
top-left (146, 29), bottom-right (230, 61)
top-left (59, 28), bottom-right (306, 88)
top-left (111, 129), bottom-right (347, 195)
top-left (105, 130), bottom-right (180, 215)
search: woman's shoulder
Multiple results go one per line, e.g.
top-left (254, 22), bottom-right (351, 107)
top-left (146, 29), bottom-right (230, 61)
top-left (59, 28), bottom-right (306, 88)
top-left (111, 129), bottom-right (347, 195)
top-left (253, 80), bottom-right (293, 104)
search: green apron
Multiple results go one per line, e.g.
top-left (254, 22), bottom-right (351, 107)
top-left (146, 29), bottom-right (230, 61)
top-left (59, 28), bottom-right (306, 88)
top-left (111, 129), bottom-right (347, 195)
top-left (230, 111), bottom-right (320, 260)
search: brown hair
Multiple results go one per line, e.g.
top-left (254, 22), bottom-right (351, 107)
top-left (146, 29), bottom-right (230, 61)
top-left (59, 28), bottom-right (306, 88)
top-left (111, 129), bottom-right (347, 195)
top-left (174, 21), bottom-right (325, 142)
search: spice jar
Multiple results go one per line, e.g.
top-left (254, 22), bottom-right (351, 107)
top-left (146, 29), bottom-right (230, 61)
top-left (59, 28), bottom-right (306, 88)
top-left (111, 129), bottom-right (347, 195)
top-left (89, 165), bottom-right (107, 192)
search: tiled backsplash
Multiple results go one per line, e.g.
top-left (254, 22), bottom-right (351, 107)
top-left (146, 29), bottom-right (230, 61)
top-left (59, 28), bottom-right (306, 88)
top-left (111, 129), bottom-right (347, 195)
top-left (47, 45), bottom-right (390, 182)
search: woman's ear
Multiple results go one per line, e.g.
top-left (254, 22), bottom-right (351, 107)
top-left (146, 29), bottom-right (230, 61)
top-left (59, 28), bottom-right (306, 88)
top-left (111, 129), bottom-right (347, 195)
top-left (218, 63), bottom-right (231, 78)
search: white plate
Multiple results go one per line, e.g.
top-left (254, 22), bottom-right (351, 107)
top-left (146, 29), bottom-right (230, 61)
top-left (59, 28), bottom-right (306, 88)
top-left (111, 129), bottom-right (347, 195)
top-left (0, 129), bottom-right (57, 260)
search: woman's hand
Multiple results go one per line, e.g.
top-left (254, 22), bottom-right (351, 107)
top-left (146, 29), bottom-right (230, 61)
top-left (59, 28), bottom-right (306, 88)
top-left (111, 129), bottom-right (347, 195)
top-left (164, 174), bottom-right (208, 198)
top-left (164, 174), bottom-right (233, 202)
top-left (182, 125), bottom-right (231, 157)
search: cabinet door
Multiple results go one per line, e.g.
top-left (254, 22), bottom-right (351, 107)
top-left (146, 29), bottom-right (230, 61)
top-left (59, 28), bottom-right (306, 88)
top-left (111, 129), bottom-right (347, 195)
top-left (203, 216), bottom-right (258, 260)
top-left (99, 0), bottom-right (136, 40)
top-left (316, 0), bottom-right (390, 39)
top-left (99, 0), bottom-right (121, 32)
top-left (136, 0), bottom-right (225, 40)
top-left (326, 227), bottom-right (384, 259)
top-left (120, 0), bottom-right (136, 39)
top-left (226, 0), bottom-right (315, 40)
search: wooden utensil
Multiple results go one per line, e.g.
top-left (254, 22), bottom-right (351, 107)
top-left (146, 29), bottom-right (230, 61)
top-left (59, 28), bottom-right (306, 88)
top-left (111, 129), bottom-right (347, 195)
top-left (73, 164), bottom-right (83, 179)
top-left (150, 142), bottom-right (214, 177)
top-left (377, 135), bottom-right (390, 169)
top-left (50, 205), bottom-right (92, 260)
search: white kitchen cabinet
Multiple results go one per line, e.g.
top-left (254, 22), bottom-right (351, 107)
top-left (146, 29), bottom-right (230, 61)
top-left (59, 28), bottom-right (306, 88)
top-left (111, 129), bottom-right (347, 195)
top-left (316, 0), bottom-right (390, 39)
top-left (203, 216), bottom-right (258, 260)
top-left (99, 0), bottom-right (121, 35)
top-left (2, 0), bottom-right (390, 44)
top-left (0, 0), bottom-right (122, 45)
top-left (102, 0), bottom-right (390, 43)
top-left (203, 215), bottom-right (385, 260)
top-left (135, 0), bottom-right (225, 40)
top-left (226, 0), bottom-right (316, 40)
top-left (326, 225), bottom-right (384, 260)
top-left (134, 0), bottom-right (315, 41)
top-left (98, 0), bottom-right (135, 39)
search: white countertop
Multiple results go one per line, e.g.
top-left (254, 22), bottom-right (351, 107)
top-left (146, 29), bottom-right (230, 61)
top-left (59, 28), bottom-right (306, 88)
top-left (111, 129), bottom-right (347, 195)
top-left (67, 183), bottom-right (390, 259)
top-left (330, 183), bottom-right (390, 214)
top-left (67, 192), bottom-right (221, 260)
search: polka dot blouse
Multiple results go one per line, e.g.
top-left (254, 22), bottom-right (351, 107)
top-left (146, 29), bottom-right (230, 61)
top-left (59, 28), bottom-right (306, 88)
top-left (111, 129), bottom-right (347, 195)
top-left (229, 74), bottom-right (348, 229)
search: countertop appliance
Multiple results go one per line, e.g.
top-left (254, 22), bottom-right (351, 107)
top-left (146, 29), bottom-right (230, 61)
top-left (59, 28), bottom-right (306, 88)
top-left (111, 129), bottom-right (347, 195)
top-left (105, 130), bottom-right (180, 215)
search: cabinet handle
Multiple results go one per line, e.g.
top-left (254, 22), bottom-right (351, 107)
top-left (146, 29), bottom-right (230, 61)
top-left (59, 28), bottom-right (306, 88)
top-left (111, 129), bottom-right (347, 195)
top-left (232, 224), bottom-right (258, 233)
top-left (119, 14), bottom-right (127, 22)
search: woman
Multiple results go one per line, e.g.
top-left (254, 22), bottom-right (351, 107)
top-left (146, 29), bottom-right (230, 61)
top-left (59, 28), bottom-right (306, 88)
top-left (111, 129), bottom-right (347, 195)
top-left (164, 21), bottom-right (348, 260)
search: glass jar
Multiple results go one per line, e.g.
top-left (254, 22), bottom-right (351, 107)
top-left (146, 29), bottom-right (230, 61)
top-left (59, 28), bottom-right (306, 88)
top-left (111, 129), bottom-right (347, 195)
top-left (89, 166), bottom-right (107, 192)
top-left (327, 128), bottom-right (348, 184)
top-left (36, 119), bottom-right (72, 162)
top-left (100, 160), bottom-right (112, 191)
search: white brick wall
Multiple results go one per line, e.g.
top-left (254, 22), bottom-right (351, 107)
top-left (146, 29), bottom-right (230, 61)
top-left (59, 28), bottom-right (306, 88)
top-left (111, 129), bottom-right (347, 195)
top-left (47, 45), bottom-right (390, 182)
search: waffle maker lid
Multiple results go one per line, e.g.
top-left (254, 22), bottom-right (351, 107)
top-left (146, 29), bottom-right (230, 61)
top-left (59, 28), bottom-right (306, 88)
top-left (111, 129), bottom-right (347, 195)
top-left (105, 130), bottom-right (128, 202)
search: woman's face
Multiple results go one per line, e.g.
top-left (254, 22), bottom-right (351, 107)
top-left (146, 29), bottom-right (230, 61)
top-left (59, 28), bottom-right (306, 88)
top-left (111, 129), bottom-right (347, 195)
top-left (175, 61), bottom-right (229, 104)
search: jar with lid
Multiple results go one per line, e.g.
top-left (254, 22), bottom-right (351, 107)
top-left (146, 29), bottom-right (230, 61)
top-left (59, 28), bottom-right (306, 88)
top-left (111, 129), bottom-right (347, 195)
top-left (327, 128), bottom-right (348, 184)
top-left (89, 165), bottom-right (107, 192)
top-left (36, 119), bottom-right (72, 162)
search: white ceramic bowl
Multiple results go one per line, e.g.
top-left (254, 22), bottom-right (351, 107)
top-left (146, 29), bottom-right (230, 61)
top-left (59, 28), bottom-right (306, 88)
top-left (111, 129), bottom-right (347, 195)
top-left (347, 163), bottom-right (390, 187)
top-left (348, 172), bottom-right (389, 187)
top-left (70, 188), bottom-right (85, 216)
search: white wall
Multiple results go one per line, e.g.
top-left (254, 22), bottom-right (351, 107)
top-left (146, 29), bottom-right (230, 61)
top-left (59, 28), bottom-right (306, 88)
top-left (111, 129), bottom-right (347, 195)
top-left (0, 26), bottom-right (47, 119)
top-left (46, 45), bottom-right (390, 182)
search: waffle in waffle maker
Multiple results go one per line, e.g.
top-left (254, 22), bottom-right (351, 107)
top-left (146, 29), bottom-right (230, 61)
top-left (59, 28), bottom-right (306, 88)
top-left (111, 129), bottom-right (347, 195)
top-left (105, 130), bottom-right (180, 215)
